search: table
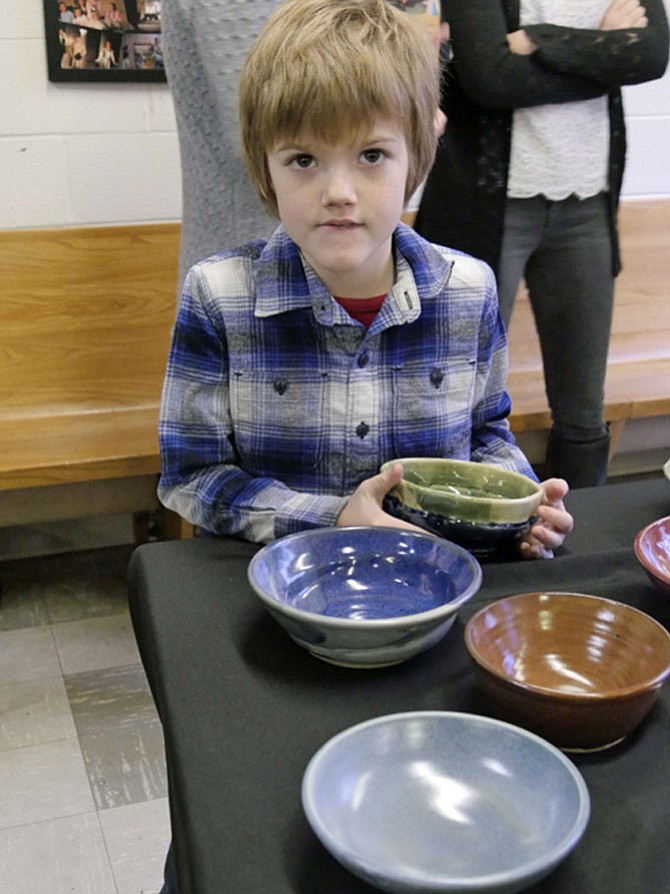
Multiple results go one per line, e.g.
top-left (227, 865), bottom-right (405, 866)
top-left (128, 477), bottom-right (670, 894)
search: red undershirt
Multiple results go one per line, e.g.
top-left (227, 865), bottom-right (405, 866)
top-left (334, 294), bottom-right (386, 329)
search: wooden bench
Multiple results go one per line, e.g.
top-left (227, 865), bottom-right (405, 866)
top-left (505, 199), bottom-right (670, 476)
top-left (0, 223), bottom-right (192, 541)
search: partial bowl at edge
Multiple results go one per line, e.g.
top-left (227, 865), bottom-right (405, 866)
top-left (635, 515), bottom-right (670, 596)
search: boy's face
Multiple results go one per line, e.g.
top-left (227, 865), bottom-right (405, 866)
top-left (267, 117), bottom-right (409, 298)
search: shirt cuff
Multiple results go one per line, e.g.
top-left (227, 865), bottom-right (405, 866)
top-left (274, 492), bottom-right (349, 540)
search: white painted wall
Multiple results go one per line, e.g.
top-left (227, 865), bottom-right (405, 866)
top-left (1, 0), bottom-right (669, 231)
top-left (621, 18), bottom-right (670, 200)
top-left (0, 0), bottom-right (181, 230)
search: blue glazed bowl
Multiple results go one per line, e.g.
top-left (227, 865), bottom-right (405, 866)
top-left (247, 526), bottom-right (482, 668)
top-left (302, 711), bottom-right (590, 894)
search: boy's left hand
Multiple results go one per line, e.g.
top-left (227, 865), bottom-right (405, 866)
top-left (518, 478), bottom-right (573, 560)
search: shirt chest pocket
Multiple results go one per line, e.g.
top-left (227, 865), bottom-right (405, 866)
top-left (229, 369), bottom-right (327, 476)
top-left (390, 358), bottom-right (477, 458)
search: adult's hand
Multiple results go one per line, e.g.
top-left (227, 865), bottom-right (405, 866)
top-left (600, 0), bottom-right (649, 30)
top-left (507, 29), bottom-right (536, 54)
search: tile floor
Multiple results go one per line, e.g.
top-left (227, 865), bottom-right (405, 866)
top-left (0, 522), bottom-right (171, 894)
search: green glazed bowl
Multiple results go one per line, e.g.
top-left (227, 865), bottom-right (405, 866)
top-left (380, 458), bottom-right (543, 525)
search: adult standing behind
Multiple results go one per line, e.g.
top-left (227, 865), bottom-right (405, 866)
top-left (415, 0), bottom-right (669, 488)
top-left (161, 0), bottom-right (277, 291)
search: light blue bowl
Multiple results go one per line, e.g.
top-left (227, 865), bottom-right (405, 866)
top-left (302, 712), bottom-right (590, 894)
top-left (247, 527), bottom-right (482, 668)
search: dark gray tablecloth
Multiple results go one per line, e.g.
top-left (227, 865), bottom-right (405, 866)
top-left (128, 476), bottom-right (670, 894)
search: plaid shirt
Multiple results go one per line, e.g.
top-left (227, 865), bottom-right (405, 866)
top-left (158, 224), bottom-right (536, 542)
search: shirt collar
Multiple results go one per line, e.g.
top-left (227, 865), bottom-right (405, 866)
top-left (253, 223), bottom-right (454, 322)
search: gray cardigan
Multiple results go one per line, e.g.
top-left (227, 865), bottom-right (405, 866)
top-left (162, 0), bottom-right (277, 292)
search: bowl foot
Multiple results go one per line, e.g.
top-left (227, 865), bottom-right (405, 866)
top-left (308, 651), bottom-right (410, 669)
top-left (562, 735), bottom-right (625, 754)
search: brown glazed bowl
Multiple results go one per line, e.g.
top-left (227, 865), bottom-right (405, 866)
top-left (464, 592), bottom-right (670, 752)
top-left (634, 516), bottom-right (670, 596)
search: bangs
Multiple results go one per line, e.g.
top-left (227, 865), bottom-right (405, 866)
top-left (260, 49), bottom-right (412, 149)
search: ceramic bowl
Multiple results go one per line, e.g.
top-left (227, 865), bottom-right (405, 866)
top-left (302, 711), bottom-right (590, 894)
top-left (465, 592), bottom-right (670, 752)
top-left (247, 526), bottom-right (482, 668)
top-left (635, 516), bottom-right (670, 595)
top-left (379, 458), bottom-right (543, 560)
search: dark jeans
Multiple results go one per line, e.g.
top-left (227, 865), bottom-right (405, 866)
top-left (497, 192), bottom-right (614, 444)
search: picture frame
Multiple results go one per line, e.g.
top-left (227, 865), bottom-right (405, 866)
top-left (43, 0), bottom-right (166, 83)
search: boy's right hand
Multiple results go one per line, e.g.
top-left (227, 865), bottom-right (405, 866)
top-left (336, 463), bottom-right (426, 533)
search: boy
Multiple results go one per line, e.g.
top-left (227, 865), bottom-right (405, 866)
top-left (158, 0), bottom-right (572, 560)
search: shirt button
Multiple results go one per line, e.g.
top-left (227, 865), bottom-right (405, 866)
top-left (356, 422), bottom-right (370, 439)
top-left (357, 351), bottom-right (369, 368)
top-left (430, 368), bottom-right (444, 389)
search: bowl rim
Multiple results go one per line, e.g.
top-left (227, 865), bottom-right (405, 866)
top-left (247, 526), bottom-right (483, 629)
top-left (301, 710), bottom-right (591, 891)
top-left (464, 591), bottom-right (670, 700)
top-left (379, 457), bottom-right (544, 506)
top-left (634, 515), bottom-right (670, 584)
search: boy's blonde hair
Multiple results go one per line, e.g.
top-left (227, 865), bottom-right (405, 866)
top-left (239, 0), bottom-right (440, 217)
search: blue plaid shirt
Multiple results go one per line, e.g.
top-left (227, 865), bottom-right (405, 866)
top-left (158, 224), bottom-right (536, 542)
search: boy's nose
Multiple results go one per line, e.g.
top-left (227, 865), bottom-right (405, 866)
top-left (322, 168), bottom-right (356, 206)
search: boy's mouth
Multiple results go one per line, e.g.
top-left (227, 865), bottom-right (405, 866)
top-left (320, 219), bottom-right (362, 229)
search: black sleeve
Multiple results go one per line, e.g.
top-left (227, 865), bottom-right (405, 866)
top-left (444, 0), bottom-right (669, 109)
top-left (525, 0), bottom-right (669, 88)
top-left (444, 0), bottom-right (608, 109)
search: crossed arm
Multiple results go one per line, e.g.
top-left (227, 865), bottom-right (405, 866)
top-left (508, 0), bottom-right (651, 56)
top-left (445, 0), bottom-right (669, 108)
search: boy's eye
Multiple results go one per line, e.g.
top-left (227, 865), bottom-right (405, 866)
top-left (361, 148), bottom-right (385, 165)
top-left (289, 154), bottom-right (315, 169)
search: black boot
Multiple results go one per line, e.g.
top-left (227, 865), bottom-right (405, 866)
top-left (544, 429), bottom-right (610, 489)
top-left (159, 844), bottom-right (178, 894)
